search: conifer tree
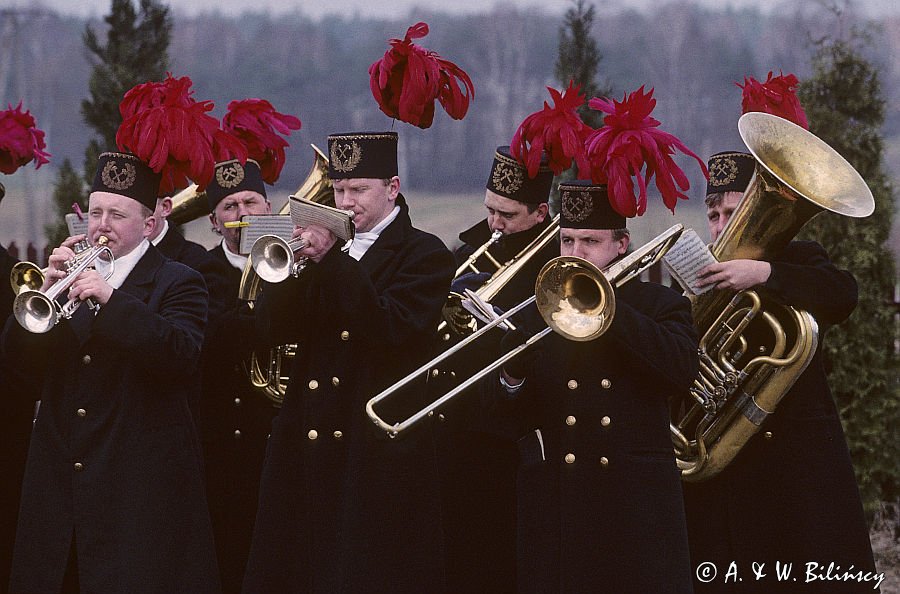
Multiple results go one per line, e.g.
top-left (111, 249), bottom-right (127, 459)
top-left (46, 0), bottom-right (171, 245)
top-left (798, 33), bottom-right (898, 518)
top-left (555, 0), bottom-right (610, 129)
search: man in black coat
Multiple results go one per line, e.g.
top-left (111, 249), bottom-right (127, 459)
top-left (495, 181), bottom-right (698, 593)
top-left (439, 146), bottom-right (557, 592)
top-left (201, 158), bottom-right (280, 593)
top-left (683, 152), bottom-right (879, 593)
top-left (243, 131), bottom-right (455, 593)
top-left (1, 152), bottom-right (219, 593)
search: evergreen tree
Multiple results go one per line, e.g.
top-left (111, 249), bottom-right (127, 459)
top-left (555, 0), bottom-right (610, 129)
top-left (47, 0), bottom-right (171, 244)
top-left (798, 34), bottom-right (898, 519)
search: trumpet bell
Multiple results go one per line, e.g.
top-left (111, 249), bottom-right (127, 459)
top-left (14, 289), bottom-right (59, 334)
top-left (10, 261), bottom-right (45, 294)
top-left (536, 256), bottom-right (614, 342)
top-left (250, 235), bottom-right (294, 283)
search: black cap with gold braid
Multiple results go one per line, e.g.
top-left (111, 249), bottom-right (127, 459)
top-left (558, 180), bottom-right (625, 230)
top-left (705, 151), bottom-right (755, 196)
top-left (91, 152), bottom-right (161, 211)
top-left (327, 132), bottom-right (398, 180)
top-left (206, 159), bottom-right (267, 212)
top-left (486, 146), bottom-right (552, 205)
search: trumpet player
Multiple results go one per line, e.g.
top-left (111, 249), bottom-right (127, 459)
top-left (494, 181), bottom-right (699, 593)
top-left (242, 131), bottom-right (455, 592)
top-left (1, 152), bottom-right (219, 593)
top-left (684, 151), bottom-right (878, 593)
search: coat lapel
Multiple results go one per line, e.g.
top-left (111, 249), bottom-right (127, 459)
top-left (115, 244), bottom-right (164, 304)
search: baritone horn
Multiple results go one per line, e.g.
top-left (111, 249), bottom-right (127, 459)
top-left (366, 224), bottom-right (684, 437)
top-left (13, 236), bottom-right (115, 334)
top-left (671, 112), bottom-right (875, 481)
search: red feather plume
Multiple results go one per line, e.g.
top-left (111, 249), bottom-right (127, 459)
top-left (0, 102), bottom-right (51, 175)
top-left (584, 86), bottom-right (707, 217)
top-left (223, 99), bottom-right (301, 184)
top-left (738, 71), bottom-right (808, 129)
top-left (116, 74), bottom-right (247, 195)
top-left (510, 81), bottom-right (592, 178)
top-left (369, 22), bottom-right (475, 129)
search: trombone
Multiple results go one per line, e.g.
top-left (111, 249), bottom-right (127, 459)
top-left (366, 224), bottom-right (684, 438)
top-left (13, 236), bottom-right (115, 334)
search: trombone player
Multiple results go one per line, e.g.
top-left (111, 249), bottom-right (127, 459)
top-left (683, 151), bottom-right (878, 593)
top-left (494, 180), bottom-right (699, 593)
top-left (1, 152), bottom-right (219, 593)
top-left (440, 145), bottom-right (556, 591)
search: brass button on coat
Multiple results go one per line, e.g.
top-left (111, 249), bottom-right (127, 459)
top-left (564, 453), bottom-right (575, 464)
top-left (76, 408), bottom-right (86, 418)
top-left (331, 377), bottom-right (340, 387)
top-left (600, 416), bottom-right (611, 427)
top-left (601, 379), bottom-right (612, 389)
top-left (234, 397), bottom-right (242, 407)
top-left (308, 379), bottom-right (319, 390)
top-left (764, 431), bottom-right (774, 439)
top-left (565, 416), bottom-right (576, 426)
top-left (333, 431), bottom-right (343, 440)
top-left (81, 355), bottom-right (91, 365)
top-left (73, 462), bottom-right (84, 472)
top-left (599, 456), bottom-right (609, 468)
top-left (234, 430), bottom-right (242, 439)
top-left (567, 379), bottom-right (578, 390)
top-left (307, 430), bottom-right (318, 440)
top-left (340, 330), bottom-right (350, 341)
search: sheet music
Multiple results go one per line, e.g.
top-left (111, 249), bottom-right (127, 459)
top-left (288, 196), bottom-right (354, 241)
top-left (238, 215), bottom-right (295, 255)
top-left (662, 228), bottom-right (718, 295)
top-left (65, 213), bottom-right (89, 238)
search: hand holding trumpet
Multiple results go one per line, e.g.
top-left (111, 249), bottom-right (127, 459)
top-left (291, 224), bottom-right (336, 263)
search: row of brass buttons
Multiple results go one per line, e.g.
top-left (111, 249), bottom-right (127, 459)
top-left (564, 454), bottom-right (609, 467)
top-left (564, 415), bottom-right (611, 427)
top-left (307, 430), bottom-right (344, 440)
top-left (566, 378), bottom-right (613, 390)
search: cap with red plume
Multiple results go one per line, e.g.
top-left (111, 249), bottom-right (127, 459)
top-left (0, 102), bottom-right (51, 175)
top-left (223, 99), bottom-right (301, 184)
top-left (584, 86), bottom-right (707, 218)
top-left (369, 22), bottom-right (475, 129)
top-left (738, 71), bottom-right (808, 130)
top-left (510, 81), bottom-right (592, 179)
top-left (115, 74), bottom-right (247, 195)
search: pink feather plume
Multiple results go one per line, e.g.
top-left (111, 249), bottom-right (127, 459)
top-left (0, 102), bottom-right (51, 175)
top-left (738, 71), bottom-right (808, 129)
top-left (223, 99), bottom-right (301, 184)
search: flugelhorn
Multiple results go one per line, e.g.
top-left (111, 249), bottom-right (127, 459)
top-left (13, 236), bottom-right (115, 333)
top-left (366, 224), bottom-right (684, 437)
top-left (671, 112), bottom-right (875, 481)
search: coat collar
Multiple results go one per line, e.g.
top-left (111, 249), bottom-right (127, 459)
top-left (359, 194), bottom-right (414, 268)
top-left (116, 244), bottom-right (165, 303)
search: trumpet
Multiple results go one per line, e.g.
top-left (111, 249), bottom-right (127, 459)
top-left (250, 235), bottom-right (310, 282)
top-left (13, 236), bottom-right (115, 334)
top-left (366, 224), bottom-right (684, 437)
top-left (10, 261), bottom-right (46, 295)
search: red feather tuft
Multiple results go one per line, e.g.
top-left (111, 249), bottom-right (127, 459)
top-left (116, 74), bottom-right (247, 194)
top-left (369, 22), bottom-right (475, 129)
top-left (223, 99), bottom-right (301, 184)
top-left (738, 71), bottom-right (808, 129)
top-left (510, 81), bottom-right (592, 178)
top-left (0, 102), bottom-right (51, 175)
top-left (584, 87), bottom-right (707, 217)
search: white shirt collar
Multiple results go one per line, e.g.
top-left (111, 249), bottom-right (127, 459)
top-left (348, 205), bottom-right (400, 261)
top-left (222, 239), bottom-right (249, 271)
top-left (150, 219), bottom-right (169, 246)
top-left (95, 239), bottom-right (150, 289)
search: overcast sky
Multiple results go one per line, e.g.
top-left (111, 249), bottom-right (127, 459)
top-left (13, 0), bottom-right (899, 19)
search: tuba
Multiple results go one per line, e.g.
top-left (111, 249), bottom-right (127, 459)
top-left (440, 215), bottom-right (560, 337)
top-left (237, 144), bottom-right (333, 406)
top-left (671, 113), bottom-right (875, 481)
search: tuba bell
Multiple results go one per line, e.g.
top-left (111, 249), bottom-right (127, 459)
top-left (237, 144), bottom-right (334, 406)
top-left (671, 112), bottom-right (875, 481)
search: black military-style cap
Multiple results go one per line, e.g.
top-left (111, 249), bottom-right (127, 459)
top-left (206, 159), bottom-right (267, 212)
top-left (327, 132), bottom-right (398, 180)
top-left (706, 151), bottom-right (755, 196)
top-left (558, 180), bottom-right (625, 230)
top-left (91, 152), bottom-right (161, 211)
top-left (486, 146), bottom-right (552, 205)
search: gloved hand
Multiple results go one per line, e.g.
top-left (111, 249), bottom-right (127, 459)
top-left (450, 271), bottom-right (491, 295)
top-left (500, 327), bottom-right (537, 381)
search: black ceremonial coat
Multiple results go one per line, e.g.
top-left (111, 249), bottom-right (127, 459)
top-left (243, 196), bottom-right (455, 593)
top-left (1, 245), bottom-right (220, 594)
top-left (683, 241), bottom-right (877, 594)
top-left (0, 245), bottom-right (33, 592)
top-left (201, 243), bottom-right (278, 594)
top-left (439, 217), bottom-right (558, 592)
top-left (156, 226), bottom-right (229, 324)
top-left (500, 280), bottom-right (698, 594)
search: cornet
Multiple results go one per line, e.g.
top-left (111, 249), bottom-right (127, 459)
top-left (13, 236), bottom-right (115, 333)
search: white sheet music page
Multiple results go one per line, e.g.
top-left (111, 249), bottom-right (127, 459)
top-left (663, 228), bottom-right (718, 295)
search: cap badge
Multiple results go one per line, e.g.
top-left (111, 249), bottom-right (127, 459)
top-left (216, 161), bottom-right (245, 189)
top-left (100, 160), bottom-right (137, 191)
top-left (561, 190), bottom-right (593, 223)
top-left (709, 156), bottom-right (739, 188)
top-left (492, 161), bottom-right (524, 195)
top-left (330, 140), bottom-right (362, 173)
